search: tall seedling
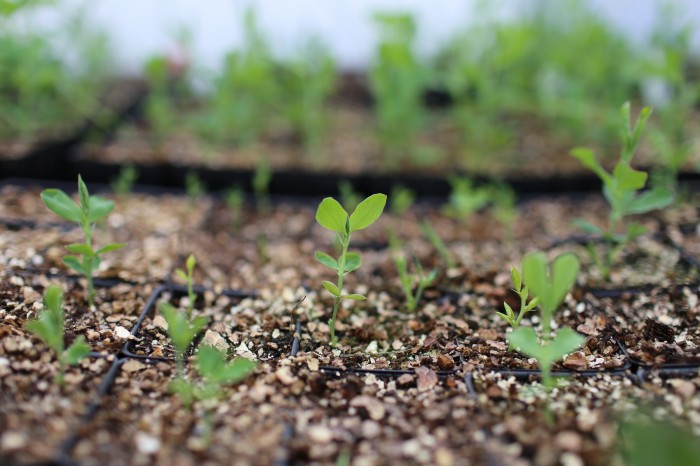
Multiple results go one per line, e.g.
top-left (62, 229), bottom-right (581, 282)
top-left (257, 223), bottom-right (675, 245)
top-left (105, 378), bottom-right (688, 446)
top-left (315, 194), bottom-right (386, 348)
top-left (41, 176), bottom-right (125, 307)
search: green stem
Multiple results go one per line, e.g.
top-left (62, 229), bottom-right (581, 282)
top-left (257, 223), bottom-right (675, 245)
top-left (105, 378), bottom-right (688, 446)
top-left (329, 233), bottom-right (350, 348)
top-left (83, 222), bottom-right (95, 307)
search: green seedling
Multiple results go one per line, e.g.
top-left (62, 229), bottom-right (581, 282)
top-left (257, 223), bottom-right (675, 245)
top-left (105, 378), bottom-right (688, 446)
top-left (507, 252), bottom-right (583, 389)
top-left (444, 176), bottom-right (491, 220)
top-left (26, 285), bottom-right (91, 387)
top-left (253, 158), bottom-right (272, 213)
top-left (420, 220), bottom-right (456, 269)
top-left (41, 176), bottom-right (125, 307)
top-left (395, 254), bottom-right (437, 311)
top-left (315, 193), bottom-right (387, 348)
top-left (489, 183), bottom-right (517, 240)
top-left (111, 164), bottom-right (138, 197)
top-left (338, 180), bottom-right (361, 213)
top-left (185, 171), bottom-right (206, 202)
top-left (571, 103), bottom-right (673, 280)
top-left (225, 184), bottom-right (245, 228)
top-left (143, 55), bottom-right (177, 145)
top-left (390, 185), bottom-right (415, 216)
top-left (257, 233), bottom-right (269, 265)
top-left (175, 254), bottom-right (197, 317)
top-left (170, 345), bottom-right (256, 417)
top-left (497, 266), bottom-right (539, 329)
top-left (160, 301), bottom-right (208, 379)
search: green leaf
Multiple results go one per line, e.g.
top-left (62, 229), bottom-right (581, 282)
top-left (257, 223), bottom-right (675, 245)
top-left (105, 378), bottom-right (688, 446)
top-left (27, 285), bottom-right (65, 354)
top-left (503, 302), bottom-right (515, 319)
top-left (341, 294), bottom-right (367, 301)
top-left (572, 219), bottom-right (603, 236)
top-left (316, 197), bottom-right (348, 233)
top-left (186, 254), bottom-right (196, 273)
top-left (44, 285), bottom-right (63, 314)
top-left (95, 243), bottom-right (126, 255)
top-left (175, 269), bottom-right (187, 281)
top-left (63, 255), bottom-right (87, 275)
top-left (507, 327), bottom-right (542, 359)
top-left (344, 252), bottom-right (361, 273)
top-left (546, 328), bottom-right (586, 363)
top-left (349, 194), bottom-right (387, 232)
top-left (197, 346), bottom-right (257, 385)
top-left (315, 251), bottom-right (339, 270)
top-left (522, 252), bottom-right (579, 316)
top-left (40, 189), bottom-right (83, 223)
top-left (62, 336), bottom-right (91, 365)
top-left (78, 175), bottom-right (90, 213)
top-left (160, 303), bottom-right (208, 355)
top-left (613, 162), bottom-right (647, 191)
top-left (508, 327), bottom-right (584, 371)
top-left (625, 188), bottom-right (674, 215)
top-left (65, 243), bottom-right (95, 257)
top-left (510, 266), bottom-right (521, 291)
top-left (322, 281), bottom-right (341, 297)
top-left (87, 195), bottom-right (115, 223)
top-left (570, 148), bottom-right (611, 186)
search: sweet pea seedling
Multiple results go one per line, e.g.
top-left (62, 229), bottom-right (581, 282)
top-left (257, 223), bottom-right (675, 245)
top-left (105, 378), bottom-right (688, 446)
top-left (497, 266), bottom-right (539, 329)
top-left (175, 254), bottom-right (197, 317)
top-left (160, 302), bottom-right (208, 379)
top-left (27, 285), bottom-right (91, 387)
top-left (571, 103), bottom-right (673, 280)
top-left (41, 176), bottom-right (125, 307)
top-left (395, 254), bottom-right (437, 311)
top-left (315, 193), bottom-right (387, 348)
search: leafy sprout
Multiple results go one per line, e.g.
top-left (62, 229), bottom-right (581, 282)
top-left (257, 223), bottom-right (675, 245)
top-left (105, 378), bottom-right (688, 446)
top-left (175, 254), bottom-right (197, 317)
top-left (315, 193), bottom-right (387, 348)
top-left (420, 220), bottom-right (456, 269)
top-left (160, 301), bottom-right (208, 380)
top-left (571, 103), bottom-right (673, 280)
top-left (497, 266), bottom-right (539, 329)
top-left (390, 185), bottom-right (415, 217)
top-left (40, 176), bottom-right (125, 307)
top-left (185, 171), bottom-right (206, 202)
top-left (26, 285), bottom-right (91, 387)
top-left (444, 176), bottom-right (491, 220)
top-left (394, 254), bottom-right (437, 312)
top-left (111, 164), bottom-right (138, 197)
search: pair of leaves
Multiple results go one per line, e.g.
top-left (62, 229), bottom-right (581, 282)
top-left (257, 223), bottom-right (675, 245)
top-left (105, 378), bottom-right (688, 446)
top-left (41, 175), bottom-right (115, 226)
top-left (521, 252), bottom-right (579, 317)
top-left (26, 285), bottom-right (91, 368)
top-left (196, 345), bottom-right (257, 385)
top-left (316, 193), bottom-right (387, 235)
top-left (175, 254), bottom-right (197, 282)
top-left (160, 303), bottom-right (208, 355)
top-left (507, 327), bottom-right (585, 375)
top-left (314, 251), bottom-right (361, 273)
top-left (321, 281), bottom-right (366, 301)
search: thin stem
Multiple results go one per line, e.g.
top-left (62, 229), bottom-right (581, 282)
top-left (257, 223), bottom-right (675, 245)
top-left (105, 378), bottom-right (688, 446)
top-left (329, 233), bottom-right (350, 348)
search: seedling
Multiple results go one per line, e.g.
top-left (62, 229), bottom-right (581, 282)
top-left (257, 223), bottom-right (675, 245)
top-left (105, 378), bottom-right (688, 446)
top-left (27, 285), bottom-right (91, 387)
top-left (170, 345), bottom-right (256, 443)
top-left (225, 184), bottom-right (245, 228)
top-left (390, 185), bottom-right (415, 216)
top-left (175, 254), bottom-right (197, 317)
top-left (315, 193), bottom-right (387, 348)
top-left (160, 301), bottom-right (208, 379)
top-left (41, 176), bottom-right (125, 307)
top-left (338, 180), bottom-right (360, 212)
top-left (497, 266), bottom-right (539, 329)
top-left (444, 176), bottom-right (491, 220)
top-left (394, 254), bottom-right (437, 311)
top-left (185, 171), bottom-right (206, 202)
top-left (507, 252), bottom-right (583, 389)
top-left (571, 103), bottom-right (673, 280)
top-left (111, 164), bottom-right (138, 197)
top-left (420, 220), bottom-right (456, 269)
top-left (253, 158), bottom-right (272, 213)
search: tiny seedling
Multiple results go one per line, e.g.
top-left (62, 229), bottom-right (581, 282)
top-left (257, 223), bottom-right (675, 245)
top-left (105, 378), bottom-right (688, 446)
top-left (394, 254), bottom-right (437, 311)
top-left (27, 285), bottom-right (91, 387)
top-left (444, 176), bottom-right (491, 221)
top-left (185, 171), bottom-right (206, 202)
top-left (41, 176), bottom-right (125, 307)
top-left (170, 345), bottom-right (257, 444)
top-left (225, 184), bottom-right (245, 227)
top-left (315, 193), bottom-right (387, 348)
top-left (497, 266), bottom-right (539, 329)
top-left (390, 185), bottom-right (415, 216)
top-left (571, 103), bottom-right (673, 280)
top-left (507, 252), bottom-right (583, 389)
top-left (253, 158), bottom-right (272, 213)
top-left (111, 164), bottom-right (138, 197)
top-left (175, 254), bottom-right (197, 317)
top-left (160, 301), bottom-right (208, 379)
top-left (420, 220), bottom-right (456, 269)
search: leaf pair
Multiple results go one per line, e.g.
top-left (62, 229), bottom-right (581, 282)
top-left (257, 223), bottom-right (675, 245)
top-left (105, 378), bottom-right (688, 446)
top-left (315, 251), bottom-right (361, 274)
top-left (321, 281), bottom-right (366, 301)
top-left (41, 175), bottom-right (115, 226)
top-left (521, 252), bottom-right (579, 318)
top-left (160, 302), bottom-right (208, 356)
top-left (316, 193), bottom-right (387, 235)
top-left (497, 266), bottom-right (539, 328)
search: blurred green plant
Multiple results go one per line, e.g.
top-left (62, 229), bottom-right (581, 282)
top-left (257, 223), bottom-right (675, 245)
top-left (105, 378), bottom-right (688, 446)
top-left (394, 254), bottom-right (437, 311)
top-left (111, 164), bottom-right (138, 197)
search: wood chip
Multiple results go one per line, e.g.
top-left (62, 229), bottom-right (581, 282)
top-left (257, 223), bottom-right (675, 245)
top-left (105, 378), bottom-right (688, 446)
top-left (415, 366), bottom-right (438, 391)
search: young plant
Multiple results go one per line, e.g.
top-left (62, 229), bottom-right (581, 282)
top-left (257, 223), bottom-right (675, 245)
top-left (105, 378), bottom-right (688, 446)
top-left (175, 254), bottom-right (197, 317)
top-left (253, 158), bottom-right (272, 213)
top-left (497, 266), bottom-right (538, 329)
top-left (315, 193), bottom-right (387, 348)
top-left (420, 220), bottom-right (456, 269)
top-left (111, 164), bottom-right (138, 198)
top-left (160, 301), bottom-right (208, 380)
top-left (41, 176), bottom-right (125, 307)
top-left (185, 171), bottom-right (206, 202)
top-left (507, 252), bottom-right (583, 388)
top-left (444, 176), bottom-right (491, 220)
top-left (571, 103), bottom-right (673, 280)
top-left (390, 185), bottom-right (415, 216)
top-left (26, 285), bottom-right (91, 387)
top-left (394, 254), bottom-right (437, 311)
top-left (170, 346), bottom-right (257, 443)
top-left (225, 184), bottom-right (245, 228)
